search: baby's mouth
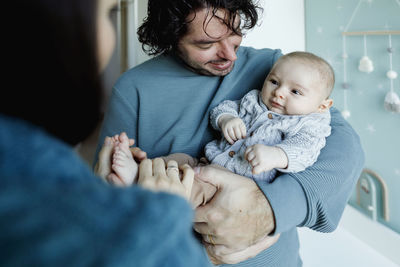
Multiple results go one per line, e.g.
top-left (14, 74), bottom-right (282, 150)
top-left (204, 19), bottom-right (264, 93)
top-left (270, 100), bottom-right (284, 109)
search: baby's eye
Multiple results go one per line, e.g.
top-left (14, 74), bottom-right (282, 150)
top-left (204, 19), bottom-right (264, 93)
top-left (269, 79), bottom-right (278, 86)
top-left (291, 89), bottom-right (302, 95)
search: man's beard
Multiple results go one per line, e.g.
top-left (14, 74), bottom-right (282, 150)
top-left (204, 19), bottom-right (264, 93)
top-left (176, 51), bottom-right (234, 77)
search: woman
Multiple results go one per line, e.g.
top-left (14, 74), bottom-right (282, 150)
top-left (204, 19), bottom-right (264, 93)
top-left (0, 1), bottom-right (210, 266)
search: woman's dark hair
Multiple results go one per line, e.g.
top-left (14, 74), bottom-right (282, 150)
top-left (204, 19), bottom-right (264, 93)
top-left (138, 0), bottom-right (261, 56)
top-left (1, 0), bottom-right (103, 146)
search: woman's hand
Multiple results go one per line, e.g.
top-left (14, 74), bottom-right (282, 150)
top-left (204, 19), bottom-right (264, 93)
top-left (94, 136), bottom-right (114, 181)
top-left (137, 158), bottom-right (194, 201)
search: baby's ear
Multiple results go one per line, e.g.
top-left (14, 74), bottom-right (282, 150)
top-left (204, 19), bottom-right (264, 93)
top-left (318, 98), bottom-right (333, 112)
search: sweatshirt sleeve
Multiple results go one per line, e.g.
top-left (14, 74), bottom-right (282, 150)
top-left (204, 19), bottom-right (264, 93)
top-left (209, 99), bottom-right (241, 131)
top-left (0, 171), bottom-right (211, 267)
top-left (256, 108), bottom-right (365, 234)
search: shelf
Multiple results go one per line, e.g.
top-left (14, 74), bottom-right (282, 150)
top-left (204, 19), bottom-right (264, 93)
top-left (342, 30), bottom-right (400, 36)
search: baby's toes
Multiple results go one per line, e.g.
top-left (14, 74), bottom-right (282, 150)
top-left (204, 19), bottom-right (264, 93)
top-left (117, 143), bottom-right (133, 159)
top-left (112, 154), bottom-right (124, 167)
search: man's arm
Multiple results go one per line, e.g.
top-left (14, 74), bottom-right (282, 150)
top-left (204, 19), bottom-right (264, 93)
top-left (193, 108), bottom-right (364, 262)
top-left (260, 108), bottom-right (364, 233)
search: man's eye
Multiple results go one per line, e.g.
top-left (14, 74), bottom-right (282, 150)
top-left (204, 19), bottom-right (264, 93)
top-left (197, 44), bottom-right (213, 50)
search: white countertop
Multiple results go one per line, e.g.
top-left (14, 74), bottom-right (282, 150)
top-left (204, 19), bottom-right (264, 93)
top-left (298, 205), bottom-right (400, 267)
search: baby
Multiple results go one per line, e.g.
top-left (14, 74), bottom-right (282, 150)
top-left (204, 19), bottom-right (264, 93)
top-left (204, 51), bottom-right (334, 181)
top-left (106, 51), bottom-right (334, 187)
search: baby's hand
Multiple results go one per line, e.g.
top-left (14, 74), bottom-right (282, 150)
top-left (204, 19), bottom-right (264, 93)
top-left (219, 115), bottom-right (246, 145)
top-left (245, 144), bottom-right (276, 175)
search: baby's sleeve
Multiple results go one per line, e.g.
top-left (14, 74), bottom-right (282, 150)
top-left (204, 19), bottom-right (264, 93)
top-left (276, 114), bottom-right (331, 173)
top-left (209, 99), bottom-right (241, 131)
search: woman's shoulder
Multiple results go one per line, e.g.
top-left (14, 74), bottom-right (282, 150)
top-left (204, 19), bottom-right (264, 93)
top-left (0, 115), bottom-right (93, 184)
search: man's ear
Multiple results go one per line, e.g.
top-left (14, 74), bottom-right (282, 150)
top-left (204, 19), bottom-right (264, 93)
top-left (318, 98), bottom-right (333, 112)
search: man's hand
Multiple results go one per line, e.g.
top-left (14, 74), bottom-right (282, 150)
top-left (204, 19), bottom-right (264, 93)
top-left (205, 233), bottom-right (280, 265)
top-left (193, 165), bottom-right (277, 264)
top-left (218, 115), bottom-right (247, 144)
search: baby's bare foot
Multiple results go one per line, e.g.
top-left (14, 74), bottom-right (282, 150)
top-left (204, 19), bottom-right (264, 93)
top-left (110, 133), bottom-right (138, 186)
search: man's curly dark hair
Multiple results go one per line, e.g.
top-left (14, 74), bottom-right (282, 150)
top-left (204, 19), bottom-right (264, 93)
top-left (137, 0), bottom-right (262, 56)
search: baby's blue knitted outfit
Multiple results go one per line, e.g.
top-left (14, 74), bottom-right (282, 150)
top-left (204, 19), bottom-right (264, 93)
top-left (205, 90), bottom-right (331, 182)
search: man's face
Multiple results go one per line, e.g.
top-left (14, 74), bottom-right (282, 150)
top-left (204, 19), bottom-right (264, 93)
top-left (177, 8), bottom-right (242, 76)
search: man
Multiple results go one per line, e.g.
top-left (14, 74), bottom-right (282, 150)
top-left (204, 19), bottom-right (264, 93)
top-left (95, 0), bottom-right (364, 266)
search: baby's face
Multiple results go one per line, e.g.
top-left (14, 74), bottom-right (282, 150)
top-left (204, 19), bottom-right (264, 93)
top-left (261, 59), bottom-right (329, 115)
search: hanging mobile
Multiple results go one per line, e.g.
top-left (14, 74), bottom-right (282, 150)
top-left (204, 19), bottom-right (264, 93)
top-left (339, 0), bottom-right (364, 119)
top-left (341, 36), bottom-right (351, 119)
top-left (384, 34), bottom-right (400, 113)
top-left (358, 35), bottom-right (374, 73)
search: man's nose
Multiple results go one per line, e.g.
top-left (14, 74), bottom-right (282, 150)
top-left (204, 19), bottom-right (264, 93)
top-left (217, 39), bottom-right (237, 61)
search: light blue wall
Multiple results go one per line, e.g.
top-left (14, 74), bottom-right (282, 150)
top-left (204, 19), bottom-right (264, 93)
top-left (305, 0), bottom-right (400, 233)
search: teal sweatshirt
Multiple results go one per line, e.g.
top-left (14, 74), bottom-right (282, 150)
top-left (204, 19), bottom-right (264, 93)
top-left (0, 115), bottom-right (211, 267)
top-left (95, 46), bottom-right (365, 266)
